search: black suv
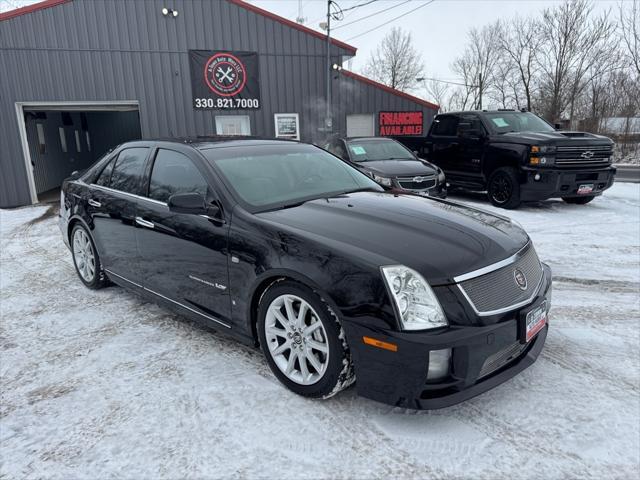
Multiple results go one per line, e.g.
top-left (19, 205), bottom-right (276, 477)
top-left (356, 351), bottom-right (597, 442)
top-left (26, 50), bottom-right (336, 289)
top-left (324, 136), bottom-right (447, 198)
top-left (401, 110), bottom-right (616, 208)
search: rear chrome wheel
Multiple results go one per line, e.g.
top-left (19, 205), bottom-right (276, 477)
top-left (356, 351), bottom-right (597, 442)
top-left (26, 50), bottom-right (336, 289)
top-left (70, 224), bottom-right (107, 289)
top-left (73, 228), bottom-right (96, 282)
top-left (264, 294), bottom-right (329, 385)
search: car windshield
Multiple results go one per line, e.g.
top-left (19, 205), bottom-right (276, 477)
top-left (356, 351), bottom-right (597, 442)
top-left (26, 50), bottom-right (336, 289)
top-left (346, 139), bottom-right (414, 162)
top-left (484, 112), bottom-right (555, 134)
top-left (205, 143), bottom-right (382, 211)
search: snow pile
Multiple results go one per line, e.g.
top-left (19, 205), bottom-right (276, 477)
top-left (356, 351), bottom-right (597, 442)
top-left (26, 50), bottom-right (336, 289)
top-left (1, 185), bottom-right (639, 479)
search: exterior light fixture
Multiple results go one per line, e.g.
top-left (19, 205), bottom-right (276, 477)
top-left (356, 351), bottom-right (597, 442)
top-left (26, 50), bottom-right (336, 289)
top-left (332, 63), bottom-right (342, 71)
top-left (162, 7), bottom-right (178, 17)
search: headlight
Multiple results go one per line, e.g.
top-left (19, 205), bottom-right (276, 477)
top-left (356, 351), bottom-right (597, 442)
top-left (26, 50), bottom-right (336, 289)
top-left (529, 145), bottom-right (556, 166)
top-left (381, 265), bottom-right (447, 330)
top-left (372, 173), bottom-right (393, 187)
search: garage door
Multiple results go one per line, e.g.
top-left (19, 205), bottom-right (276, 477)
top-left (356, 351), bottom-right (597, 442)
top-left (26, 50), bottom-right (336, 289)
top-left (346, 114), bottom-right (375, 137)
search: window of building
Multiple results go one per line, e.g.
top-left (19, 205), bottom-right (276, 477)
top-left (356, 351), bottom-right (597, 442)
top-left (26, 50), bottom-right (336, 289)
top-left (74, 130), bottom-right (82, 152)
top-left (36, 123), bottom-right (46, 154)
top-left (109, 148), bottom-right (149, 194)
top-left (58, 127), bottom-right (68, 153)
top-left (148, 149), bottom-right (210, 203)
top-left (85, 131), bottom-right (91, 151)
top-left (215, 115), bottom-right (251, 136)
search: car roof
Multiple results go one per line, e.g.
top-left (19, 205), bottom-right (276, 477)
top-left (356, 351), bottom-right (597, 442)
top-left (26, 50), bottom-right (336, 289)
top-left (120, 136), bottom-right (300, 151)
top-left (437, 110), bottom-right (527, 116)
top-left (341, 136), bottom-right (396, 142)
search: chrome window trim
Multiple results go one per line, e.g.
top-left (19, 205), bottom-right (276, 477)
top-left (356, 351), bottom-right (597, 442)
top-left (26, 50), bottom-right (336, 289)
top-left (104, 269), bottom-right (231, 329)
top-left (90, 183), bottom-right (168, 206)
top-left (453, 241), bottom-right (531, 283)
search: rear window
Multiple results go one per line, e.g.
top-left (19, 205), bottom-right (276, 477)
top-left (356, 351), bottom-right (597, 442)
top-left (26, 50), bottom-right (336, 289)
top-left (108, 148), bottom-right (149, 194)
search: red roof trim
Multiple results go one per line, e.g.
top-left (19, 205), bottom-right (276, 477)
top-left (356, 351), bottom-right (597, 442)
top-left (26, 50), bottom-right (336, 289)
top-left (228, 0), bottom-right (357, 55)
top-left (342, 70), bottom-right (440, 110)
top-left (0, 0), bottom-right (71, 21)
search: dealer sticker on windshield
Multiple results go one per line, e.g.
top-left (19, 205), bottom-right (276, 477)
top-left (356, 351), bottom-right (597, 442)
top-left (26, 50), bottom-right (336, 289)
top-left (525, 302), bottom-right (547, 342)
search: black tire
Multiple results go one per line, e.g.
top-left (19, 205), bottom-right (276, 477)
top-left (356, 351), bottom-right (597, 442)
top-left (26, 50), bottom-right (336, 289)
top-left (257, 280), bottom-right (354, 399)
top-left (562, 196), bottom-right (595, 205)
top-left (70, 223), bottom-right (108, 289)
top-left (488, 167), bottom-right (521, 209)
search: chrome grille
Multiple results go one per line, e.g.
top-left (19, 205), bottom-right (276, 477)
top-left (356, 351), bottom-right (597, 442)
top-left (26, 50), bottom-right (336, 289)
top-left (458, 244), bottom-right (543, 315)
top-left (555, 145), bottom-right (612, 167)
top-left (397, 176), bottom-right (436, 191)
top-left (479, 341), bottom-right (527, 378)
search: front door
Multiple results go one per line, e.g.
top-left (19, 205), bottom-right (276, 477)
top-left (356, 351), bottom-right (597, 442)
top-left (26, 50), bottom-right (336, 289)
top-left (88, 146), bottom-right (150, 287)
top-left (428, 114), bottom-right (460, 174)
top-left (457, 114), bottom-right (486, 178)
top-left (135, 147), bottom-right (232, 326)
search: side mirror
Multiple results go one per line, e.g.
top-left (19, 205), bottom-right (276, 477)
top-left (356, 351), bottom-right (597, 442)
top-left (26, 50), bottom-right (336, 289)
top-left (554, 123), bottom-right (562, 130)
top-left (168, 193), bottom-right (209, 215)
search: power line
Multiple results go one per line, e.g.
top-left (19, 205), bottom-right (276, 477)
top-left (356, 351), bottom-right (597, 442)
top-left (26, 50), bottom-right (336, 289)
top-left (341, 0), bottom-right (379, 13)
top-left (334, 0), bottom-right (411, 30)
top-left (345, 0), bottom-right (436, 40)
top-left (417, 76), bottom-right (478, 88)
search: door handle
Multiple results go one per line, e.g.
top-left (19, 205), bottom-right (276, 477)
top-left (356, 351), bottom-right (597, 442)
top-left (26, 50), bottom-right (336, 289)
top-left (88, 199), bottom-right (101, 208)
top-left (135, 217), bottom-right (155, 229)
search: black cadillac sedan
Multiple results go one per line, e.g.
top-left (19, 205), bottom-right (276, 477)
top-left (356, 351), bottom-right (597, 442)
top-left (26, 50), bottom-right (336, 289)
top-left (323, 136), bottom-right (447, 198)
top-left (59, 138), bottom-right (551, 409)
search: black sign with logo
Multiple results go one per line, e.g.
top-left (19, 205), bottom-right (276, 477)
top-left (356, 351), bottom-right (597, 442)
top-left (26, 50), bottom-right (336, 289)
top-left (189, 50), bottom-right (261, 110)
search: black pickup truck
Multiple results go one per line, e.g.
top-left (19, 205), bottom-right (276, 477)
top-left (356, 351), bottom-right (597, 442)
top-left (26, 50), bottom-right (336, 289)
top-left (399, 110), bottom-right (616, 208)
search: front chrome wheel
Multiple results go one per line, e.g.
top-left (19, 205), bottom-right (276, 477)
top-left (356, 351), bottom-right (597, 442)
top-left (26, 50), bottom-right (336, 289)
top-left (264, 294), bottom-right (330, 385)
top-left (72, 228), bottom-right (96, 282)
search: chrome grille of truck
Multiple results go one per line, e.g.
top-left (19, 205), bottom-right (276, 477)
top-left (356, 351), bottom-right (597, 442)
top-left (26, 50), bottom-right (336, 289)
top-left (555, 145), bottom-right (612, 167)
top-left (479, 341), bottom-right (528, 379)
top-left (397, 176), bottom-right (436, 190)
top-left (457, 244), bottom-right (543, 315)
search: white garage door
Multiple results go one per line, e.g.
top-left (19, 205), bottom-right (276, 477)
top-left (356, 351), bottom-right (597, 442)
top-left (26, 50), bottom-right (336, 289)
top-left (346, 114), bottom-right (375, 137)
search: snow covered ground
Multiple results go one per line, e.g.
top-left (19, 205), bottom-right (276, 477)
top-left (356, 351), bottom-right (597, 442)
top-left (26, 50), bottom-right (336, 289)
top-left (1, 184), bottom-right (639, 479)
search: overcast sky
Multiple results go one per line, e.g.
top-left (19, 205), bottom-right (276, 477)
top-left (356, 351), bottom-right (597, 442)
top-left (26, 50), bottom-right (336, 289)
top-left (250, 0), bottom-right (621, 83)
top-left (1, 0), bottom-right (624, 99)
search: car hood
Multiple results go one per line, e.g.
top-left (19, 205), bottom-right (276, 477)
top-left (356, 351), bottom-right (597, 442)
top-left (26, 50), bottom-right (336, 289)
top-left (257, 192), bottom-right (529, 285)
top-left (357, 160), bottom-right (438, 177)
top-left (495, 131), bottom-right (614, 146)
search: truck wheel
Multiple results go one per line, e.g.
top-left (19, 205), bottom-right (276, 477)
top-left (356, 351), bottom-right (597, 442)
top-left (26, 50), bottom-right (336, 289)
top-left (488, 167), bottom-right (521, 209)
top-left (562, 196), bottom-right (595, 205)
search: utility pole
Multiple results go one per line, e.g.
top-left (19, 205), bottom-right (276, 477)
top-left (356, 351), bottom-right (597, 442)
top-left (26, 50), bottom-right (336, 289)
top-left (325, 0), bottom-right (332, 133)
top-left (478, 73), bottom-right (483, 110)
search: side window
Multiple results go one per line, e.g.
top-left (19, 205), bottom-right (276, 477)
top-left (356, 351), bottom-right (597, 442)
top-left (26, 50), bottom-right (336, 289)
top-left (148, 149), bottom-right (210, 203)
top-left (95, 157), bottom-right (115, 186)
top-left (109, 148), bottom-right (149, 194)
top-left (432, 116), bottom-right (459, 136)
top-left (459, 115), bottom-right (485, 133)
top-left (334, 141), bottom-right (348, 160)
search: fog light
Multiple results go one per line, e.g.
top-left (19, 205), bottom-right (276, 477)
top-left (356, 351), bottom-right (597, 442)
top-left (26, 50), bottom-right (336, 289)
top-left (534, 173), bottom-right (541, 181)
top-left (427, 348), bottom-right (451, 380)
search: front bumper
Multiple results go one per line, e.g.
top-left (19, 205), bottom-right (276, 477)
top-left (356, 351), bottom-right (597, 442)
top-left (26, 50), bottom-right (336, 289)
top-left (520, 165), bottom-right (616, 201)
top-left (342, 264), bottom-right (552, 409)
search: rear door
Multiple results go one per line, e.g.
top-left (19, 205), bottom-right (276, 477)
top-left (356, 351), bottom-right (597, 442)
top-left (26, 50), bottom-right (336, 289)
top-left (427, 114), bottom-right (460, 173)
top-left (135, 146), bottom-right (232, 327)
top-left (88, 146), bottom-right (150, 287)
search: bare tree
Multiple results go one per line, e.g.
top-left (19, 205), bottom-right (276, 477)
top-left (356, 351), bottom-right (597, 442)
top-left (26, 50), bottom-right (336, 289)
top-left (362, 27), bottom-right (424, 91)
top-left (619, 0), bottom-right (640, 76)
top-left (452, 22), bottom-right (501, 110)
top-left (422, 79), bottom-right (449, 111)
top-left (498, 16), bottom-right (541, 111)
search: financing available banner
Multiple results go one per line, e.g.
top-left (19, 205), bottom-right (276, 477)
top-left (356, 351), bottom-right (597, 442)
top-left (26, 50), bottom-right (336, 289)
top-left (189, 50), bottom-right (261, 110)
